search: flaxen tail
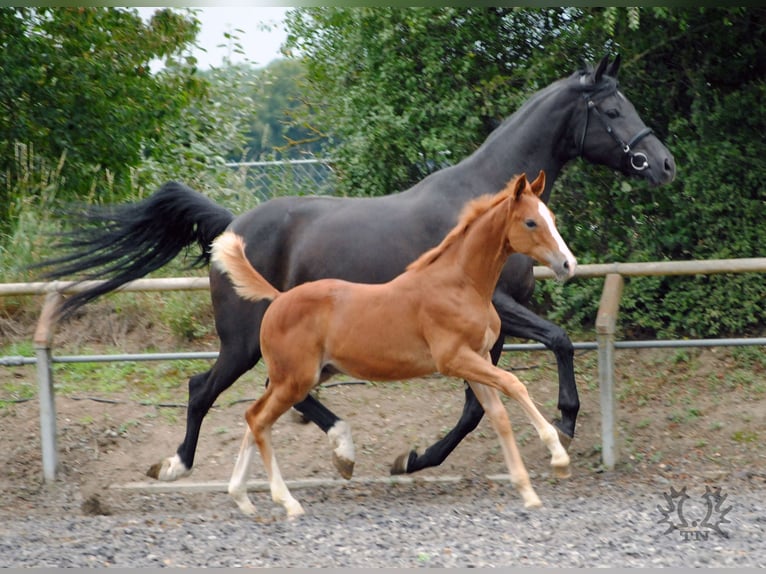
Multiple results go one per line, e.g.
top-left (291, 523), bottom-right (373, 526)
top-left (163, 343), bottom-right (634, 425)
top-left (211, 231), bottom-right (281, 302)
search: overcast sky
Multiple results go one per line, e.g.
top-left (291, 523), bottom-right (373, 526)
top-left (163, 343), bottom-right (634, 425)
top-left (137, 7), bottom-right (289, 69)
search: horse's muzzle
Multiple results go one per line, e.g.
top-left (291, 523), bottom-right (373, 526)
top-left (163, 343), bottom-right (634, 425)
top-left (553, 256), bottom-right (577, 283)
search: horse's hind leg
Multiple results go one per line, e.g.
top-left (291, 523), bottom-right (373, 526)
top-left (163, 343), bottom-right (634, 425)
top-left (293, 391), bottom-right (355, 480)
top-left (148, 284), bottom-right (267, 481)
top-left (237, 383), bottom-right (306, 518)
top-left (147, 349), bottom-right (257, 481)
top-left (466, 381), bottom-right (542, 509)
top-left (228, 427), bottom-right (259, 515)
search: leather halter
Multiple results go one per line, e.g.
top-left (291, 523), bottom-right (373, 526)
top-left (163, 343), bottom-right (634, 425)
top-left (578, 91), bottom-right (653, 171)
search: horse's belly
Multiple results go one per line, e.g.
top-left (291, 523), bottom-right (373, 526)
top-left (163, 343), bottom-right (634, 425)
top-left (327, 338), bottom-right (437, 382)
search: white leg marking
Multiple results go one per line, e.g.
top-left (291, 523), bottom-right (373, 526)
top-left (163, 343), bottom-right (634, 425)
top-left (540, 423), bottom-right (571, 478)
top-left (228, 430), bottom-right (258, 515)
top-left (259, 428), bottom-right (304, 518)
top-left (157, 454), bottom-right (192, 481)
top-left (468, 381), bottom-right (542, 509)
top-left (327, 420), bottom-right (356, 480)
top-left (268, 452), bottom-right (305, 518)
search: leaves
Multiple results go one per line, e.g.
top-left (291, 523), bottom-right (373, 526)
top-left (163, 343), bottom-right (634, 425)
top-left (285, 6), bottom-right (766, 337)
top-left (0, 7), bottom-right (203, 224)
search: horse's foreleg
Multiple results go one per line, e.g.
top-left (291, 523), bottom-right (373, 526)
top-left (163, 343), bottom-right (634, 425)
top-left (390, 382), bottom-right (485, 475)
top-left (444, 350), bottom-right (570, 494)
top-left (466, 381), bottom-right (541, 509)
top-left (293, 394), bottom-right (355, 479)
top-left (493, 291), bottom-right (579, 444)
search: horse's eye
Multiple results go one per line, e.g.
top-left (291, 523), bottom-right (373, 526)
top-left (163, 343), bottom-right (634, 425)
top-left (525, 219), bottom-right (538, 229)
top-left (605, 108), bottom-right (620, 119)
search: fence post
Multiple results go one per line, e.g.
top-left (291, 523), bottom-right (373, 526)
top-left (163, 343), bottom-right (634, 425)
top-left (595, 273), bottom-right (624, 470)
top-left (33, 292), bottom-right (63, 482)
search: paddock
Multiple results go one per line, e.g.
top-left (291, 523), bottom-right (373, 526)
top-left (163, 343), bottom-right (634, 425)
top-left (1, 256), bottom-right (764, 485)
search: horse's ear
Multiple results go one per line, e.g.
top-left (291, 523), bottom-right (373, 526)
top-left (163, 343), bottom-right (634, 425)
top-left (594, 54), bottom-right (609, 83)
top-left (607, 54), bottom-right (621, 78)
top-left (530, 170), bottom-right (545, 197)
top-left (512, 173), bottom-right (528, 200)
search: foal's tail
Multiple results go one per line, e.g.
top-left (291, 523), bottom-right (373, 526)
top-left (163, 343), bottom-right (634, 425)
top-left (211, 231), bottom-right (281, 302)
top-left (34, 181), bottom-right (235, 317)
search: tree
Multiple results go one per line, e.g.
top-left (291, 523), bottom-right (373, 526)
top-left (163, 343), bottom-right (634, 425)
top-left (544, 7), bottom-right (766, 337)
top-left (239, 59), bottom-right (324, 161)
top-left (284, 7), bottom-right (595, 196)
top-left (0, 7), bottom-right (204, 230)
top-left (284, 7), bottom-right (766, 336)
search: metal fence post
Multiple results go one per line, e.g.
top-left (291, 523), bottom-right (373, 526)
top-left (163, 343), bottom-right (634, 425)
top-left (595, 273), bottom-right (624, 470)
top-left (33, 292), bottom-right (63, 482)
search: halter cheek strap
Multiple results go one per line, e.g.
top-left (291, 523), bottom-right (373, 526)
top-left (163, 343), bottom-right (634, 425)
top-left (578, 95), bottom-right (653, 171)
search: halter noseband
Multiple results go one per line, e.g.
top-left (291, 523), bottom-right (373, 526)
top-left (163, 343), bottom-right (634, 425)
top-left (578, 91), bottom-right (653, 171)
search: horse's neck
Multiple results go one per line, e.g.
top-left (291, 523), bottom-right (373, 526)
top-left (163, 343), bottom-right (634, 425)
top-left (458, 81), bottom-right (577, 203)
top-left (436, 200), bottom-right (513, 300)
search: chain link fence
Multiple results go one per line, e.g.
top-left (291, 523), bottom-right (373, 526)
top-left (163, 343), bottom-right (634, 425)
top-left (222, 159), bottom-right (337, 203)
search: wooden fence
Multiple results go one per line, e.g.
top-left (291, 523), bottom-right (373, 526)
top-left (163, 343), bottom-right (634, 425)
top-left (1, 257), bottom-right (765, 482)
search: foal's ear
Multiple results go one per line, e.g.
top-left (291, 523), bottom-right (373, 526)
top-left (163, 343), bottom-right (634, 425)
top-left (512, 173), bottom-right (528, 200)
top-left (530, 170), bottom-right (545, 197)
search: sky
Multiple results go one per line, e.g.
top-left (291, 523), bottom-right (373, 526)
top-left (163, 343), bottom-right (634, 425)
top-left (137, 7), bottom-right (289, 69)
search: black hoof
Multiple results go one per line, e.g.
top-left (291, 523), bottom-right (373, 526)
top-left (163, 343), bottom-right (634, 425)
top-left (553, 419), bottom-right (574, 450)
top-left (390, 450), bottom-right (417, 475)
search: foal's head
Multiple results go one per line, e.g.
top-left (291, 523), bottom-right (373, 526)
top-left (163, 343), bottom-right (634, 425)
top-left (506, 172), bottom-right (576, 282)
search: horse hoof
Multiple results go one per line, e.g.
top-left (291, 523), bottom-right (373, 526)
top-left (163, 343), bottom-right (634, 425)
top-left (522, 491), bottom-right (543, 509)
top-left (390, 452), bottom-right (409, 475)
top-left (553, 422), bottom-right (573, 450)
top-left (286, 502), bottom-right (306, 519)
top-left (552, 464), bottom-right (572, 480)
top-left (328, 421), bottom-right (355, 479)
top-left (146, 454), bottom-right (191, 481)
top-left (230, 492), bottom-right (258, 516)
top-left (146, 462), bottom-right (162, 480)
top-left (333, 453), bottom-right (355, 480)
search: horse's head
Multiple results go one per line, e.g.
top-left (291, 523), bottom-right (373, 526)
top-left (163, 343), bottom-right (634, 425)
top-left (507, 171), bottom-right (576, 282)
top-left (572, 54), bottom-right (676, 186)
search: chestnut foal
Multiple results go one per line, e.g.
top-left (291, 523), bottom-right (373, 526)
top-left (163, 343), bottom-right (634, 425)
top-left (212, 171), bottom-right (576, 517)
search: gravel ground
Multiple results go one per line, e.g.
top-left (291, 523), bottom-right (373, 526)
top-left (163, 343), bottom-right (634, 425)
top-left (1, 473), bottom-right (763, 568)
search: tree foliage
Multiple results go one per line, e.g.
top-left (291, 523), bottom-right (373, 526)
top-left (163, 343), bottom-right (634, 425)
top-left (0, 7), bottom-right (204, 229)
top-left (239, 59), bottom-right (324, 161)
top-left (285, 8), bottom-right (592, 195)
top-left (284, 7), bottom-right (766, 337)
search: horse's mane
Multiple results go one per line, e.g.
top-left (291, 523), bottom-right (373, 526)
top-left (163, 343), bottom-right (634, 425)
top-left (407, 177), bottom-right (519, 272)
top-left (479, 65), bottom-right (618, 151)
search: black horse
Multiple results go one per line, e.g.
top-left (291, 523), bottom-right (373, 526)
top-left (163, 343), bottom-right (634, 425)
top-left (40, 55), bottom-right (675, 482)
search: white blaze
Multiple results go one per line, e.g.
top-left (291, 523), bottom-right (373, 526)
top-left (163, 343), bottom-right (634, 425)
top-left (537, 202), bottom-right (577, 277)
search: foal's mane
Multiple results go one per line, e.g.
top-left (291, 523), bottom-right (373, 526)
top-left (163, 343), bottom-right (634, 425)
top-left (406, 177), bottom-right (520, 272)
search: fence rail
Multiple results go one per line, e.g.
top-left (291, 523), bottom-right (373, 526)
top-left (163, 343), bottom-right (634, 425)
top-left (4, 256), bottom-right (765, 298)
top-left (2, 256), bottom-right (765, 482)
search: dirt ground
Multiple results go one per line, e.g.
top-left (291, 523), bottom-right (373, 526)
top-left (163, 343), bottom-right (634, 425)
top-left (1, 303), bottom-right (765, 518)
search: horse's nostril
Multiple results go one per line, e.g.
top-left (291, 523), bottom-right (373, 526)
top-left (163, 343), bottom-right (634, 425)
top-left (664, 157), bottom-right (672, 172)
top-left (563, 260), bottom-right (570, 270)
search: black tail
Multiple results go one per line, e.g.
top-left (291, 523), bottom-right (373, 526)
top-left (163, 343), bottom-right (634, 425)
top-left (35, 181), bottom-right (234, 317)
